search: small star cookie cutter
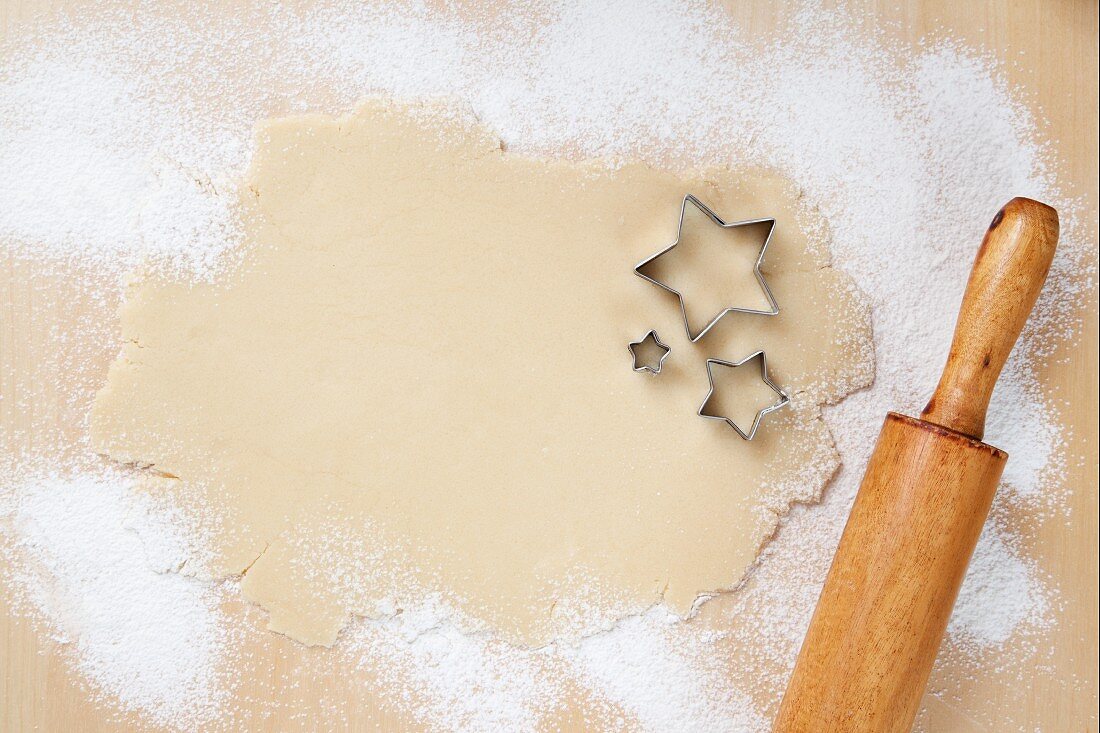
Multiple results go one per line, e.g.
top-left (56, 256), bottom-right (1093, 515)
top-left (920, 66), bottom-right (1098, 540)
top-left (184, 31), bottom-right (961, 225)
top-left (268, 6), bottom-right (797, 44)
top-left (698, 350), bottom-right (790, 440)
top-left (634, 194), bottom-right (780, 342)
top-left (628, 330), bottom-right (671, 374)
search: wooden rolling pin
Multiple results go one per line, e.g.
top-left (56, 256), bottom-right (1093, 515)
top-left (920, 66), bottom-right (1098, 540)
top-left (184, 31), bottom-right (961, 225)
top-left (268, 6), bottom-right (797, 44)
top-left (773, 197), bottom-right (1059, 733)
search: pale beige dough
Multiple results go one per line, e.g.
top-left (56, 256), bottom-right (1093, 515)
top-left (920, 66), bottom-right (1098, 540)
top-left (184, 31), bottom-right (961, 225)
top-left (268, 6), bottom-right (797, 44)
top-left (90, 101), bottom-right (873, 646)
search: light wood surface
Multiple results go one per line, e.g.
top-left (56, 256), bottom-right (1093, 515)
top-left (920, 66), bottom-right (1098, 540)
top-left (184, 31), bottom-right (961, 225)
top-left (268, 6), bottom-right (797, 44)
top-left (2, 1), bottom-right (1097, 732)
top-left (775, 198), bottom-right (1060, 732)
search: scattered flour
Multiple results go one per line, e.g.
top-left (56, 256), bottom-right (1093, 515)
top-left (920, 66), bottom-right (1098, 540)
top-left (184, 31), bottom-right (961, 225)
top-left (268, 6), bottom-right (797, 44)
top-left (562, 610), bottom-right (767, 732)
top-left (948, 520), bottom-right (1052, 649)
top-left (0, 0), bottom-right (1092, 730)
top-left (0, 469), bottom-right (230, 728)
top-left (344, 596), bottom-right (550, 733)
top-left (0, 56), bottom-right (241, 277)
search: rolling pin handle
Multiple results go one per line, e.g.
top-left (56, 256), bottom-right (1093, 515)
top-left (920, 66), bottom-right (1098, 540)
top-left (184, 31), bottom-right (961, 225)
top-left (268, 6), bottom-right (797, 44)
top-left (920, 197), bottom-right (1059, 440)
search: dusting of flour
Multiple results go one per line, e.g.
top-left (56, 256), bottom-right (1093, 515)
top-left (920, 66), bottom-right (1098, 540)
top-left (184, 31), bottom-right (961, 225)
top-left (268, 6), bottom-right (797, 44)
top-left (0, 469), bottom-right (231, 727)
top-left (0, 0), bottom-right (1092, 730)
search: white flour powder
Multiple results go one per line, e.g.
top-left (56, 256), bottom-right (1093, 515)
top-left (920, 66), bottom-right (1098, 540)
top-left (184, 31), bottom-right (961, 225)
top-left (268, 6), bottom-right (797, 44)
top-left (0, 0), bottom-right (1092, 730)
top-left (0, 469), bottom-right (231, 727)
top-left (948, 520), bottom-right (1052, 649)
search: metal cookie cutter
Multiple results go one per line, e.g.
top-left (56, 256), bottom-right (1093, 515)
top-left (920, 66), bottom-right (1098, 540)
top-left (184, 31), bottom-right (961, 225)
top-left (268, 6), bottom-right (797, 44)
top-left (634, 194), bottom-right (780, 342)
top-left (629, 330), bottom-right (671, 374)
top-left (698, 350), bottom-right (790, 440)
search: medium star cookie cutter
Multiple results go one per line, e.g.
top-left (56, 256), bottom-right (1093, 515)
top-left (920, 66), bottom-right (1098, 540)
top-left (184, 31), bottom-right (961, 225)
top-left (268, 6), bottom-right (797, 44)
top-left (634, 194), bottom-right (780, 342)
top-left (698, 350), bottom-right (790, 440)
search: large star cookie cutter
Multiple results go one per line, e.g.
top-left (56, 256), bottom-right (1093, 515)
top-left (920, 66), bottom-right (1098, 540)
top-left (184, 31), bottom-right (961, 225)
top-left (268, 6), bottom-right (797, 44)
top-left (634, 194), bottom-right (779, 342)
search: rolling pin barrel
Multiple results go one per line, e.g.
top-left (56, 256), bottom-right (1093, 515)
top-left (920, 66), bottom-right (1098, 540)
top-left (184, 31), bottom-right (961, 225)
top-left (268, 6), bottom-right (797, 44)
top-left (773, 198), bottom-right (1058, 733)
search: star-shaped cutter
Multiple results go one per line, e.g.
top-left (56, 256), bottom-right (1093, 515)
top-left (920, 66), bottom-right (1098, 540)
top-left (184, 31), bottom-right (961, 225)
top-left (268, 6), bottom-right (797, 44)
top-left (634, 194), bottom-right (780, 342)
top-left (698, 350), bottom-right (790, 441)
top-left (628, 329), bottom-right (671, 374)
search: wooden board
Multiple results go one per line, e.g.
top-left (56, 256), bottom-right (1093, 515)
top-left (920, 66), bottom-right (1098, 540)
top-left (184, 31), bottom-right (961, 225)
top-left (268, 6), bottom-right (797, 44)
top-left (1, 0), bottom-right (1096, 730)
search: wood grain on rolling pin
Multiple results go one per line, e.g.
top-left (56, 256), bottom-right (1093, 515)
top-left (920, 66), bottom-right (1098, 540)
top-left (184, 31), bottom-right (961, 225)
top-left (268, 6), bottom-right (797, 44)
top-left (774, 413), bottom-right (1006, 731)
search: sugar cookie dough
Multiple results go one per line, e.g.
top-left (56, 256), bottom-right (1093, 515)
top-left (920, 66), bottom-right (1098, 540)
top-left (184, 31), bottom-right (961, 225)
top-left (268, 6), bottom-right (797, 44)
top-left (90, 101), bottom-right (873, 646)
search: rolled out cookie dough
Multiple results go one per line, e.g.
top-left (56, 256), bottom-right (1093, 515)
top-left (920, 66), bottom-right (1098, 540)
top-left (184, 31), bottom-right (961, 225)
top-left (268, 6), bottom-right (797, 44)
top-left (90, 101), bottom-right (873, 647)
